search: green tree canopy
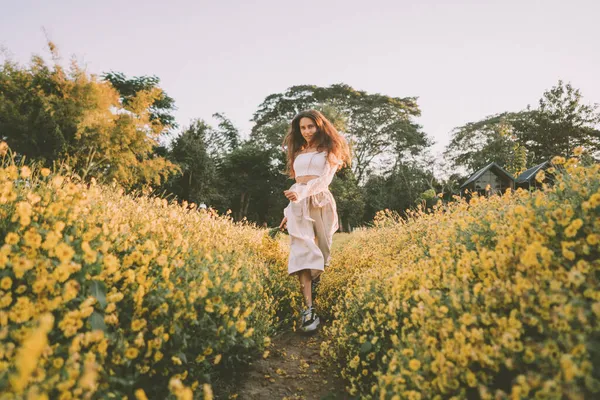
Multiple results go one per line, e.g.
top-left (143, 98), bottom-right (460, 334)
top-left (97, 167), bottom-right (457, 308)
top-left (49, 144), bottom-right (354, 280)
top-left (0, 44), bottom-right (178, 188)
top-left (218, 143), bottom-right (287, 223)
top-left (517, 80), bottom-right (600, 163)
top-left (445, 81), bottom-right (600, 176)
top-left (363, 159), bottom-right (436, 222)
top-left (444, 112), bottom-right (530, 175)
top-left (165, 120), bottom-right (219, 205)
top-left (250, 84), bottom-right (431, 182)
top-left (102, 71), bottom-right (177, 131)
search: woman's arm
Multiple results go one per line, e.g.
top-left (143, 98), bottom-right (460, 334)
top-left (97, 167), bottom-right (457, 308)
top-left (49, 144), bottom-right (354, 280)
top-left (292, 153), bottom-right (342, 202)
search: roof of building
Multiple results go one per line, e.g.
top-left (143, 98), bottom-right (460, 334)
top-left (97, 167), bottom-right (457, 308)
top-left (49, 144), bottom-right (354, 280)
top-left (460, 162), bottom-right (515, 189)
top-left (515, 161), bottom-right (550, 183)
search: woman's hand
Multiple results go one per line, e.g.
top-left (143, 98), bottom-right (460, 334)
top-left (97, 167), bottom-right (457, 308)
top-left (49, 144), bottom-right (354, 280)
top-left (279, 216), bottom-right (288, 230)
top-left (283, 190), bottom-right (298, 202)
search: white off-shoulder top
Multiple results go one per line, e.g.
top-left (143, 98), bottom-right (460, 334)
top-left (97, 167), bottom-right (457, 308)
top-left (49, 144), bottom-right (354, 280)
top-left (291, 151), bottom-right (342, 202)
top-left (293, 151), bottom-right (328, 177)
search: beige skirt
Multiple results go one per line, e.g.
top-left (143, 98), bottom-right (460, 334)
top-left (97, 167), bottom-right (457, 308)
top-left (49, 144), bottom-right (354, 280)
top-left (283, 183), bottom-right (338, 279)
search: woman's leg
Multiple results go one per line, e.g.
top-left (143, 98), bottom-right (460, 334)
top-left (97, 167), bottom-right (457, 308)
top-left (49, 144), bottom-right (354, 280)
top-left (297, 269), bottom-right (313, 308)
top-left (298, 268), bottom-right (320, 332)
top-left (310, 203), bottom-right (335, 271)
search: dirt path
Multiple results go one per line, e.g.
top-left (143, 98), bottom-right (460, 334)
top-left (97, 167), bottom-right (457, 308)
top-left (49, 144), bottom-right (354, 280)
top-left (234, 328), bottom-right (349, 400)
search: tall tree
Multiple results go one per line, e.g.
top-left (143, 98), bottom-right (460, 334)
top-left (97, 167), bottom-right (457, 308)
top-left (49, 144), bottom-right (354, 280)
top-left (444, 112), bottom-right (532, 175)
top-left (446, 81), bottom-right (600, 176)
top-left (250, 84), bottom-right (431, 182)
top-left (362, 159), bottom-right (435, 222)
top-left (102, 71), bottom-right (177, 131)
top-left (206, 112), bottom-right (241, 158)
top-left (329, 167), bottom-right (365, 232)
top-left (165, 120), bottom-right (218, 205)
top-left (0, 43), bottom-right (178, 188)
top-left (517, 80), bottom-right (600, 163)
top-left (218, 143), bottom-right (287, 224)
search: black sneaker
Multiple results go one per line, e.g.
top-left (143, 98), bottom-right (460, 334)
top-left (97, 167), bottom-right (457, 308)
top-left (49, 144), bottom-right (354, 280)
top-left (300, 306), bottom-right (320, 333)
top-left (311, 277), bottom-right (320, 302)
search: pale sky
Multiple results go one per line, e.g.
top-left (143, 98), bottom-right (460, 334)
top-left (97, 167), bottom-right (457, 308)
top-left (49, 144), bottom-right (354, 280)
top-left (1, 0), bottom-right (599, 155)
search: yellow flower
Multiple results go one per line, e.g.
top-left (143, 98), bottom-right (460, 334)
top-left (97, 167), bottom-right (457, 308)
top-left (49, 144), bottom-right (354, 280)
top-left (562, 241), bottom-right (576, 261)
top-left (10, 313), bottom-right (53, 392)
top-left (41, 231), bottom-right (61, 250)
top-left (214, 354), bottom-right (222, 365)
top-left (14, 202), bottom-right (32, 226)
top-left (0, 141), bottom-right (8, 156)
top-left (465, 370), bottom-right (477, 387)
top-left (51, 176), bottom-right (64, 188)
top-left (0, 277), bottom-right (12, 290)
top-left (535, 170), bottom-right (545, 183)
top-left (9, 297), bottom-right (34, 324)
top-left (53, 358), bottom-right (64, 369)
top-left (40, 168), bottom-right (51, 177)
top-left (135, 389), bottom-right (149, 400)
top-left (198, 285), bottom-right (208, 298)
top-left (588, 193), bottom-right (600, 208)
top-left (564, 219), bottom-right (583, 238)
top-left (408, 359), bottom-right (421, 371)
top-left (232, 281), bottom-right (243, 293)
top-left (349, 355), bottom-right (360, 369)
top-left (54, 221), bottom-right (66, 233)
top-left (235, 320), bottom-right (247, 333)
top-left (131, 319), bottom-right (147, 332)
top-left (20, 166), bottom-right (31, 179)
top-left (171, 356), bottom-right (182, 365)
top-left (402, 349), bottom-right (414, 357)
top-left (55, 242), bottom-right (75, 263)
top-left (125, 347), bottom-right (139, 359)
top-left (203, 384), bottom-right (214, 400)
top-left (5, 232), bottom-right (19, 245)
top-left (23, 229), bottom-right (42, 249)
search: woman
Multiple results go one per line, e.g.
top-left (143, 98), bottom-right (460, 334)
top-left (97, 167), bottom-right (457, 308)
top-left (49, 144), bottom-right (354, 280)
top-left (278, 110), bottom-right (351, 333)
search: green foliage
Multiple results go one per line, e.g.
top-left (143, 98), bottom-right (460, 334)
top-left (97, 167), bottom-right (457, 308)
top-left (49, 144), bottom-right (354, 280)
top-left (446, 81), bottom-right (600, 176)
top-left (164, 120), bottom-right (219, 205)
top-left (0, 153), bottom-right (297, 397)
top-left (0, 44), bottom-right (178, 189)
top-left (362, 161), bottom-right (436, 222)
top-left (102, 71), bottom-right (177, 131)
top-left (251, 83), bottom-right (431, 182)
top-left (517, 80), bottom-right (600, 164)
top-left (329, 167), bottom-right (365, 232)
top-left (445, 112), bottom-right (532, 174)
top-left (218, 143), bottom-right (288, 224)
top-left (321, 160), bottom-right (600, 398)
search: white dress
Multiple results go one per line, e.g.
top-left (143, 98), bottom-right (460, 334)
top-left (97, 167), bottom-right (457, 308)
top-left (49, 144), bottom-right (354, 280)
top-left (284, 151), bottom-right (341, 277)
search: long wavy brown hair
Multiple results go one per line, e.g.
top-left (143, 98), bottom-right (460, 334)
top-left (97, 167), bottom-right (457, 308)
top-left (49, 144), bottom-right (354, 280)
top-left (282, 110), bottom-right (351, 178)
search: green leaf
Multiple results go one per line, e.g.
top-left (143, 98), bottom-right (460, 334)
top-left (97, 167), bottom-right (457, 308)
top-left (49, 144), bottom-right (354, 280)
top-left (360, 342), bottom-right (372, 354)
top-left (177, 352), bottom-right (188, 364)
top-left (89, 311), bottom-right (107, 332)
top-left (89, 280), bottom-right (107, 308)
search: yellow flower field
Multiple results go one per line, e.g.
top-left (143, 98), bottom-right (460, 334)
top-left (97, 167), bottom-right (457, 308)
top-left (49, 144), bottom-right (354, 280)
top-left (319, 155), bottom-right (600, 399)
top-left (2, 139), bottom-right (599, 399)
top-left (0, 145), bottom-right (301, 399)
